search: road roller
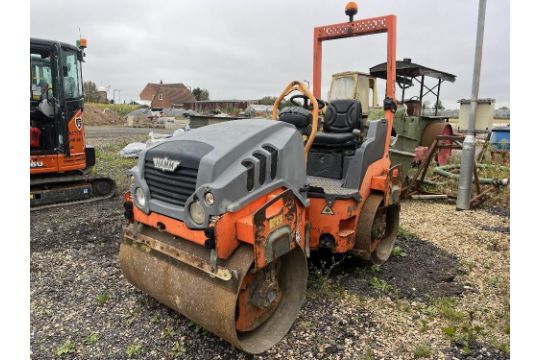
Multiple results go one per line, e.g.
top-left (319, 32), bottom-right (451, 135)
top-left (119, 5), bottom-right (401, 354)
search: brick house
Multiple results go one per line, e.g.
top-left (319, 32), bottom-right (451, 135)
top-left (139, 81), bottom-right (196, 109)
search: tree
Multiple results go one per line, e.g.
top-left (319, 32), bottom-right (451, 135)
top-left (83, 81), bottom-right (101, 102)
top-left (192, 87), bottom-right (209, 101)
top-left (422, 100), bottom-right (431, 110)
top-left (259, 96), bottom-right (278, 106)
top-left (433, 100), bottom-right (445, 110)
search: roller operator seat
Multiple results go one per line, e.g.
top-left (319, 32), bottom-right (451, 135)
top-left (312, 99), bottom-right (362, 148)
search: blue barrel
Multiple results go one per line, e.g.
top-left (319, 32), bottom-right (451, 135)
top-left (490, 126), bottom-right (510, 151)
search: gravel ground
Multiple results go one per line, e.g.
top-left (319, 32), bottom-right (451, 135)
top-left (30, 128), bottom-right (510, 359)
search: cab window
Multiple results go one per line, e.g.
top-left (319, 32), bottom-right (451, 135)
top-left (62, 50), bottom-right (82, 99)
top-left (30, 52), bottom-right (53, 101)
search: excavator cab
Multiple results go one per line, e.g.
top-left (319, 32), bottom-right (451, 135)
top-left (30, 38), bottom-right (116, 210)
top-left (30, 38), bottom-right (86, 164)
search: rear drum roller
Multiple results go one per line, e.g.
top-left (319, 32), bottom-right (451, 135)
top-left (119, 226), bottom-right (307, 354)
top-left (421, 122), bottom-right (454, 165)
top-left (352, 194), bottom-right (400, 265)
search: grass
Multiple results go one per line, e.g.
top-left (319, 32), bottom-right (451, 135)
top-left (301, 320), bottom-right (315, 329)
top-left (391, 246), bottom-right (407, 257)
top-left (84, 333), bottom-right (99, 345)
top-left (55, 339), bottom-right (75, 356)
top-left (160, 326), bottom-right (176, 339)
top-left (87, 103), bottom-right (142, 117)
top-left (369, 276), bottom-right (393, 293)
top-left (307, 256), bottom-right (348, 298)
top-left (360, 347), bottom-right (375, 360)
top-left (96, 292), bottom-right (110, 306)
top-left (126, 343), bottom-right (143, 358)
top-left (417, 150), bottom-right (510, 209)
top-left (187, 320), bottom-right (206, 334)
top-left (413, 343), bottom-right (432, 358)
top-left (170, 341), bottom-right (186, 356)
top-left (398, 226), bottom-right (417, 239)
top-left (94, 141), bottom-right (139, 192)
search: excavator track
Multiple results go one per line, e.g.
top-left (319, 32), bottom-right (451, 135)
top-left (30, 174), bottom-right (117, 211)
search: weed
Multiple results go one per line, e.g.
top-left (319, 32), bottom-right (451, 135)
top-left (301, 320), bottom-right (314, 329)
top-left (96, 292), bottom-right (110, 306)
top-left (55, 339), bottom-right (75, 356)
top-left (360, 347), bottom-right (375, 360)
top-left (369, 264), bottom-right (381, 273)
top-left (307, 256), bottom-right (347, 298)
top-left (160, 326), bottom-right (176, 339)
top-left (419, 318), bottom-right (429, 333)
top-left (149, 314), bottom-right (160, 324)
top-left (391, 246), bottom-right (407, 257)
top-left (432, 297), bottom-right (465, 321)
top-left (441, 326), bottom-right (457, 338)
top-left (126, 343), bottom-right (143, 358)
top-left (397, 301), bottom-right (412, 314)
top-left (124, 314), bottom-right (137, 327)
top-left (87, 103), bottom-right (142, 117)
top-left (84, 332), bottom-right (99, 345)
top-left (497, 341), bottom-right (509, 355)
top-left (486, 276), bottom-right (503, 288)
top-left (369, 276), bottom-right (392, 293)
top-left (170, 341), bottom-right (186, 356)
top-left (187, 320), bottom-right (206, 334)
top-left (413, 343), bottom-right (432, 358)
top-left (398, 227), bottom-right (416, 239)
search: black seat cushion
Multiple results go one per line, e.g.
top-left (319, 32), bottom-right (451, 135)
top-left (313, 132), bottom-right (357, 147)
top-left (312, 100), bottom-right (362, 148)
top-left (323, 99), bottom-right (362, 133)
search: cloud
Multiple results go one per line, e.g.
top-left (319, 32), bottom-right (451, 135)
top-left (30, 0), bottom-right (509, 108)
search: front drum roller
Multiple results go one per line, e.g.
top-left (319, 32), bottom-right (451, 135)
top-left (352, 194), bottom-right (400, 265)
top-left (119, 225), bottom-right (307, 354)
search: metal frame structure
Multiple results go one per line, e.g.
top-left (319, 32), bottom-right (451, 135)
top-left (313, 14), bottom-right (397, 156)
top-left (369, 59), bottom-right (456, 116)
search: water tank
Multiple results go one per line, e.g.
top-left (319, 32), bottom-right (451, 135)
top-left (457, 98), bottom-right (495, 133)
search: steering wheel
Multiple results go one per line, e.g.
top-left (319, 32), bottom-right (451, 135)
top-left (272, 81), bottom-right (320, 162)
top-left (290, 94), bottom-right (326, 111)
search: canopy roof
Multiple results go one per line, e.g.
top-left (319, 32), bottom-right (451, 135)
top-left (370, 58), bottom-right (456, 83)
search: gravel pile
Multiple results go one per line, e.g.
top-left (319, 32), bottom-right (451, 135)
top-left (31, 131), bottom-right (509, 359)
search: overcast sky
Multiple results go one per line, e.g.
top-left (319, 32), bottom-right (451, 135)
top-left (30, 0), bottom-right (509, 109)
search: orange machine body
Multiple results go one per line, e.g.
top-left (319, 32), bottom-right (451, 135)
top-left (30, 109), bottom-right (87, 174)
top-left (126, 14), bottom-right (399, 263)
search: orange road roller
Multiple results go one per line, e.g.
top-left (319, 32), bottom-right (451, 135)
top-left (120, 7), bottom-right (401, 354)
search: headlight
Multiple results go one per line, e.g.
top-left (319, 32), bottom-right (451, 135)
top-left (189, 200), bottom-right (205, 225)
top-left (204, 192), bottom-right (215, 206)
top-left (134, 187), bottom-right (146, 207)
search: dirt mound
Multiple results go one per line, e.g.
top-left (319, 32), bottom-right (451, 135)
top-left (83, 104), bottom-right (125, 126)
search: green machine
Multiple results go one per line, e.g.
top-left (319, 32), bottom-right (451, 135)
top-left (369, 59), bottom-right (457, 178)
top-left (328, 59), bottom-right (456, 180)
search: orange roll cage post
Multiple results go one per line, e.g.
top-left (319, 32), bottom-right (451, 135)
top-left (312, 15), bottom-right (397, 156)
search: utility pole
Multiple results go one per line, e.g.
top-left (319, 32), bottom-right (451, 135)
top-left (456, 0), bottom-right (487, 210)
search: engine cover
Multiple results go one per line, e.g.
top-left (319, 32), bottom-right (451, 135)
top-left (132, 119), bottom-right (308, 229)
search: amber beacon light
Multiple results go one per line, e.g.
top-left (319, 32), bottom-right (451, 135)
top-left (345, 2), bottom-right (358, 22)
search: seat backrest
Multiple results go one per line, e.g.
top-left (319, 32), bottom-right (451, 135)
top-left (323, 99), bottom-right (362, 133)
